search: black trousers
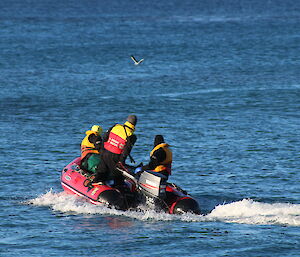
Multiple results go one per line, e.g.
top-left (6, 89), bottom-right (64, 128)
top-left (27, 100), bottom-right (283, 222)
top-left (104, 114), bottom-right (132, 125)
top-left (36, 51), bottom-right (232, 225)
top-left (95, 150), bottom-right (124, 185)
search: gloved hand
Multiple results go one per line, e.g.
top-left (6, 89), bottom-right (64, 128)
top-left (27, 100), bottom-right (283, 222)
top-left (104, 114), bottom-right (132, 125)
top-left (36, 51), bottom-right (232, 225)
top-left (134, 167), bottom-right (142, 174)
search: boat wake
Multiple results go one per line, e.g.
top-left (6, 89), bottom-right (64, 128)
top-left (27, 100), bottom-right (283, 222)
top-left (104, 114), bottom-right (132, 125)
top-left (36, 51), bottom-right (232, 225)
top-left (25, 190), bottom-right (300, 227)
top-left (208, 198), bottom-right (300, 227)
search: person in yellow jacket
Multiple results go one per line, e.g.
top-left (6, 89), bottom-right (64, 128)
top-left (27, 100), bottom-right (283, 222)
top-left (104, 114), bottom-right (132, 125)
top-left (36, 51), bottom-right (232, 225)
top-left (93, 115), bottom-right (137, 185)
top-left (135, 135), bottom-right (172, 179)
top-left (81, 125), bottom-right (103, 174)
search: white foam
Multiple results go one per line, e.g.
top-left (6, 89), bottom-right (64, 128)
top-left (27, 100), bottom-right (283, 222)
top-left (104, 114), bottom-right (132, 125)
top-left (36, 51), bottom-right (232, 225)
top-left (207, 199), bottom-right (300, 226)
top-left (157, 85), bottom-right (300, 98)
top-left (172, 15), bottom-right (244, 24)
top-left (25, 191), bottom-right (300, 226)
top-left (25, 189), bottom-right (205, 222)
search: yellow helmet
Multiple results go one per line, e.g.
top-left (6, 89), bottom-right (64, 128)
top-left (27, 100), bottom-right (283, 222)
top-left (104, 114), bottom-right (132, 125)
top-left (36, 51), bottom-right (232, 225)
top-left (91, 125), bottom-right (103, 135)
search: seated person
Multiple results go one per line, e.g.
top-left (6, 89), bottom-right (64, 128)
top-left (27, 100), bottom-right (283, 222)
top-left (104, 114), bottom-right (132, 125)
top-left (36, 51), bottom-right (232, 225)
top-left (135, 135), bottom-right (172, 179)
top-left (80, 125), bottom-right (103, 174)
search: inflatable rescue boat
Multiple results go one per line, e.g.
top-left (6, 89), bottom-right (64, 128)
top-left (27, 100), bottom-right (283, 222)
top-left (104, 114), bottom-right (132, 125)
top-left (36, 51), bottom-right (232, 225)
top-left (61, 158), bottom-right (200, 214)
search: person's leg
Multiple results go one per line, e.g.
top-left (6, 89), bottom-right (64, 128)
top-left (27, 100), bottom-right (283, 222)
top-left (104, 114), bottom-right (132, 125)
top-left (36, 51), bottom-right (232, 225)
top-left (86, 154), bottom-right (101, 174)
top-left (80, 154), bottom-right (90, 171)
top-left (108, 154), bottom-right (124, 186)
top-left (94, 152), bottom-right (109, 182)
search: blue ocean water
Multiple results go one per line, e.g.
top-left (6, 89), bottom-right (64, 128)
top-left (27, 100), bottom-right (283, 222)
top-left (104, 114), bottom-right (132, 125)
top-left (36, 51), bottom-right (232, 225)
top-left (1, 0), bottom-right (300, 256)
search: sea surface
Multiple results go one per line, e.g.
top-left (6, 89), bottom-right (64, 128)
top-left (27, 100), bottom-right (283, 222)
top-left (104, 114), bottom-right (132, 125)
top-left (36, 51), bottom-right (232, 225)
top-left (1, 0), bottom-right (300, 256)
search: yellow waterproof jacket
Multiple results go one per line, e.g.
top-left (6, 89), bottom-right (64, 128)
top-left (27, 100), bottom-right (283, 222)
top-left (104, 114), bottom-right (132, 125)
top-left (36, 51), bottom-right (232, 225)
top-left (150, 143), bottom-right (172, 173)
top-left (81, 130), bottom-right (100, 159)
top-left (104, 121), bottom-right (135, 154)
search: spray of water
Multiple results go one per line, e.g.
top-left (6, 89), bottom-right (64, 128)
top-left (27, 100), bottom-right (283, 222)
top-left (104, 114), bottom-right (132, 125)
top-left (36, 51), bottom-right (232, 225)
top-left (25, 190), bottom-right (300, 226)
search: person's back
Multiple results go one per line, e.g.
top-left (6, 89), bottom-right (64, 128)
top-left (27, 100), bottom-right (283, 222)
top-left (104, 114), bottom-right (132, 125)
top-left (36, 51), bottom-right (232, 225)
top-left (80, 125), bottom-right (103, 174)
top-left (136, 135), bottom-right (172, 179)
top-left (93, 115), bottom-right (137, 185)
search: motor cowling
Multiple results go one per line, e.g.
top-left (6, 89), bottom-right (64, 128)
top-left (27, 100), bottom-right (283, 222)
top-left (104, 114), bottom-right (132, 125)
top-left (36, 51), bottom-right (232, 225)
top-left (138, 171), bottom-right (167, 199)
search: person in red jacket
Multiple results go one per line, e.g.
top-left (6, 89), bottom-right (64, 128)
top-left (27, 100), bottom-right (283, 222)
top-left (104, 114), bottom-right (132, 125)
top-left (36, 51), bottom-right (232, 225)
top-left (135, 135), bottom-right (172, 179)
top-left (80, 125), bottom-right (103, 174)
top-left (93, 115), bottom-right (137, 185)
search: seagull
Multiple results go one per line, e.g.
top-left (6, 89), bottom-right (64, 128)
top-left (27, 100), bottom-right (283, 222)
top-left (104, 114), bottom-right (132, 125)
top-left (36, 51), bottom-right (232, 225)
top-left (131, 55), bottom-right (144, 65)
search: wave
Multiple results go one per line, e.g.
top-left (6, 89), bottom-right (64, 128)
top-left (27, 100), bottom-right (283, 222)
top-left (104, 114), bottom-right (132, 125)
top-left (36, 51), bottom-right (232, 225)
top-left (25, 190), bottom-right (300, 227)
top-left (173, 15), bottom-right (246, 24)
top-left (207, 199), bottom-right (300, 226)
top-left (157, 84), bottom-right (300, 98)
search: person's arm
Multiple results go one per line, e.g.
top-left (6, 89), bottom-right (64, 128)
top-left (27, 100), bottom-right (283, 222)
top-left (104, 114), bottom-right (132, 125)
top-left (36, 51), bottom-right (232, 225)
top-left (102, 125), bottom-right (114, 143)
top-left (120, 134), bottom-right (137, 163)
top-left (88, 134), bottom-right (102, 151)
top-left (142, 148), bottom-right (166, 171)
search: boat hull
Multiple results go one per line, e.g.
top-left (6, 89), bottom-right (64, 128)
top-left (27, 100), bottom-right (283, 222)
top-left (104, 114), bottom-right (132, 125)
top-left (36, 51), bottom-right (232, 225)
top-left (61, 158), bottom-right (200, 214)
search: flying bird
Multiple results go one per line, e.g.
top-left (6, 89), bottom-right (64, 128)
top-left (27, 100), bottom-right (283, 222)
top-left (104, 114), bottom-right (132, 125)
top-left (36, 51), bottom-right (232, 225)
top-left (131, 55), bottom-right (144, 65)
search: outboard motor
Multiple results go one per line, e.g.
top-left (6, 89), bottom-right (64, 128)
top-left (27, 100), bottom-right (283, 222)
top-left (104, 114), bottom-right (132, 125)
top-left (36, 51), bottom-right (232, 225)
top-left (138, 171), bottom-right (167, 199)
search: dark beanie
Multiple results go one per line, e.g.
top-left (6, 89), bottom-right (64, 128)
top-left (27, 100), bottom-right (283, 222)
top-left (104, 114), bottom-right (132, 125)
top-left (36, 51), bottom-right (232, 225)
top-left (127, 115), bottom-right (137, 126)
top-left (154, 135), bottom-right (164, 147)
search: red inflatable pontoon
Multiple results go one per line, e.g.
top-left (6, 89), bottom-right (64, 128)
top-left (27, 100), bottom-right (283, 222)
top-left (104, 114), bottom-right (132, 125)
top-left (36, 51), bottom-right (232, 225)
top-left (61, 158), bottom-right (200, 214)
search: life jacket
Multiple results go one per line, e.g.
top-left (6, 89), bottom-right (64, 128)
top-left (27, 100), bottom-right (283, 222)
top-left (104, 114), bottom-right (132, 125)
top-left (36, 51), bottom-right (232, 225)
top-left (150, 143), bottom-right (172, 175)
top-left (104, 121), bottom-right (135, 154)
top-left (81, 130), bottom-right (100, 160)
